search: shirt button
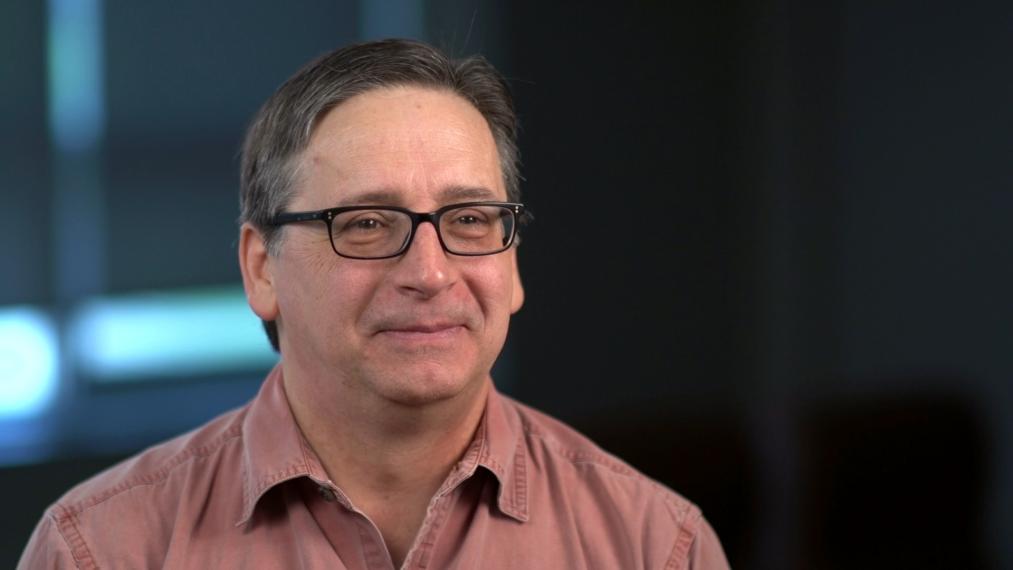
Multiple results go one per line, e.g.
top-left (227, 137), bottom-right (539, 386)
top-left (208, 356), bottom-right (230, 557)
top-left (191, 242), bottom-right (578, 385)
top-left (318, 486), bottom-right (337, 502)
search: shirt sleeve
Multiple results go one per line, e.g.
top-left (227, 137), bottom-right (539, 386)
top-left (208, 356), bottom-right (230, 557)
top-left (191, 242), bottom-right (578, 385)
top-left (17, 513), bottom-right (81, 570)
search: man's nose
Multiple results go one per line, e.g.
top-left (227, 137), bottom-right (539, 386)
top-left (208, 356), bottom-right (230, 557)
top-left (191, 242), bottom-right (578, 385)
top-left (392, 221), bottom-right (456, 298)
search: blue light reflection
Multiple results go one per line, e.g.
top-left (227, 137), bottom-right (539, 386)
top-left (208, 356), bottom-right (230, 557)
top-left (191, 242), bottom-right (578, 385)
top-left (71, 287), bottom-right (277, 381)
top-left (47, 0), bottom-right (105, 152)
top-left (0, 308), bottom-right (59, 418)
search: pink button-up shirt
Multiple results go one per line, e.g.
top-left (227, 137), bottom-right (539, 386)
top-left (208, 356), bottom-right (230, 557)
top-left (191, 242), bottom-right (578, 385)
top-left (19, 366), bottom-right (728, 569)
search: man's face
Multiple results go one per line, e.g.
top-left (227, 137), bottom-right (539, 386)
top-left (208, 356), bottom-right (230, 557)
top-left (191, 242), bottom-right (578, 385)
top-left (248, 86), bottom-right (523, 406)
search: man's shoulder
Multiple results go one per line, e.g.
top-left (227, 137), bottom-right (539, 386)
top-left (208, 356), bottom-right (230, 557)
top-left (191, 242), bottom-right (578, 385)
top-left (495, 395), bottom-right (725, 568)
top-left (500, 395), bottom-right (698, 515)
top-left (51, 404), bottom-right (249, 519)
top-left (18, 405), bottom-right (254, 569)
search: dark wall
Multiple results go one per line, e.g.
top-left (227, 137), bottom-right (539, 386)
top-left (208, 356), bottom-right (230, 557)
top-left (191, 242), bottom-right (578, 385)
top-left (504, 1), bottom-right (1011, 568)
top-left (0, 0), bottom-right (50, 305)
top-left (509, 1), bottom-right (750, 410)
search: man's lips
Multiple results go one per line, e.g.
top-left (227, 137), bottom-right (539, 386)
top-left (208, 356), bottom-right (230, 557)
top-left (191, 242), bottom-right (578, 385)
top-left (382, 319), bottom-right (459, 332)
top-left (375, 323), bottom-right (467, 343)
top-left (379, 323), bottom-right (464, 334)
top-left (370, 310), bottom-right (476, 336)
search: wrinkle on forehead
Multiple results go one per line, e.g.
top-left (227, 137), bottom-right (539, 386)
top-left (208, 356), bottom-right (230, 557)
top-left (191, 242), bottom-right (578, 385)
top-left (299, 87), bottom-right (501, 201)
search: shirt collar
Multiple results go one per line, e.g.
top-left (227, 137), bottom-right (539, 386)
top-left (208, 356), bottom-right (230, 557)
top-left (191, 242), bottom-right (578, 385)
top-left (236, 364), bottom-right (329, 526)
top-left (464, 385), bottom-right (530, 522)
top-left (236, 366), bottom-right (529, 525)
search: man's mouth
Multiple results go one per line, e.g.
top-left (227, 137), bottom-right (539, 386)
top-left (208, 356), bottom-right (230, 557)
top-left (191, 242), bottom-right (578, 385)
top-left (387, 322), bottom-right (463, 333)
top-left (371, 310), bottom-right (475, 335)
top-left (376, 323), bottom-right (466, 342)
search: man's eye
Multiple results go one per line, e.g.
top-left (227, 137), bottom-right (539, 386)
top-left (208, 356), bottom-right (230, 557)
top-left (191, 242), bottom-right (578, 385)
top-left (451, 212), bottom-right (490, 225)
top-left (353, 218), bottom-right (381, 230)
top-left (341, 215), bottom-right (389, 232)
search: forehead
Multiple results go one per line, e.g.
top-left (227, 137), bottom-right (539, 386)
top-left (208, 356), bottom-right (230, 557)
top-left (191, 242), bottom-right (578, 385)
top-left (295, 86), bottom-right (504, 207)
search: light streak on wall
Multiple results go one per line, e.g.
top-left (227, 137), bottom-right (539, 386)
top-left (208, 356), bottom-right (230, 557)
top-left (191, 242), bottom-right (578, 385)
top-left (47, 0), bottom-right (105, 152)
top-left (71, 287), bottom-right (277, 381)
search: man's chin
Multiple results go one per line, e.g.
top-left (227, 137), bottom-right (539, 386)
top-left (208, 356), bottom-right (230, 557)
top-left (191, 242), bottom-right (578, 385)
top-left (369, 368), bottom-right (486, 409)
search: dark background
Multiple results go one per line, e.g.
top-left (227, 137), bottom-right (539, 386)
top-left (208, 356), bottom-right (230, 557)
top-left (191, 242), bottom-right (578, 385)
top-left (2, 1), bottom-right (1011, 568)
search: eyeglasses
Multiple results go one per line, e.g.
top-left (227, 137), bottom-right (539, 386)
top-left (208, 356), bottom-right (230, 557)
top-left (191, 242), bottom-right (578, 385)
top-left (270, 201), bottom-right (528, 260)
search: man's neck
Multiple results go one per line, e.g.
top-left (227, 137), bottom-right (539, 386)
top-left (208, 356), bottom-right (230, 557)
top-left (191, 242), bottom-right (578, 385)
top-left (307, 391), bottom-right (488, 497)
top-left (281, 362), bottom-right (490, 560)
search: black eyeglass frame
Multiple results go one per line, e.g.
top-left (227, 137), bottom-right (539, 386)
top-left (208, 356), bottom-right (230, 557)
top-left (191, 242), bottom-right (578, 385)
top-left (270, 201), bottom-right (528, 260)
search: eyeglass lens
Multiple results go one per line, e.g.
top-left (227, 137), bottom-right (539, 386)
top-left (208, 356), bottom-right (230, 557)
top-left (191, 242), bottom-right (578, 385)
top-left (330, 205), bottom-right (516, 258)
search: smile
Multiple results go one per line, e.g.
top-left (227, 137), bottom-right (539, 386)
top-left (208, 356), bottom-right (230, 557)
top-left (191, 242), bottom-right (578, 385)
top-left (376, 324), bottom-right (467, 343)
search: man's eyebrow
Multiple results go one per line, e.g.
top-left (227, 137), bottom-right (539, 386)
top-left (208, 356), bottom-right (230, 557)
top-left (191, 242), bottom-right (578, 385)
top-left (334, 186), bottom-right (500, 208)
top-left (438, 185), bottom-right (500, 202)
top-left (335, 189), bottom-right (401, 206)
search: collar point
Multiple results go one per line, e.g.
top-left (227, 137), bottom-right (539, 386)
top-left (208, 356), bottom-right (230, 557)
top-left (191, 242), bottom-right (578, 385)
top-left (498, 502), bottom-right (530, 523)
top-left (234, 511), bottom-right (253, 528)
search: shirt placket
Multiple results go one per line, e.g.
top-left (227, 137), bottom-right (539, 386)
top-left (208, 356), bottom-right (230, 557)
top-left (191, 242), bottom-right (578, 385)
top-left (400, 456), bottom-right (485, 570)
top-left (400, 489), bottom-right (457, 569)
top-left (304, 478), bottom-right (396, 570)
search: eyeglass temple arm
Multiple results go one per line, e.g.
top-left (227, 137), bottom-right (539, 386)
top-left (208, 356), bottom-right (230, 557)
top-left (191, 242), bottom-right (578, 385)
top-left (272, 210), bottom-right (332, 225)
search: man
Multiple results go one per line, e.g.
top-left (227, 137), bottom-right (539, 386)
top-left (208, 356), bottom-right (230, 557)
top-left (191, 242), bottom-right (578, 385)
top-left (20, 39), bottom-right (728, 569)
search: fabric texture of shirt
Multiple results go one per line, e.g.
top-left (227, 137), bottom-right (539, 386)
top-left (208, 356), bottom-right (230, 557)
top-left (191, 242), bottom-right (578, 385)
top-left (19, 366), bottom-right (729, 569)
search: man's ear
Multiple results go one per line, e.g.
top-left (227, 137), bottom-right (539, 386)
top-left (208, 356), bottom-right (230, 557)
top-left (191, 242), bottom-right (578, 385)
top-left (239, 223), bottom-right (280, 321)
top-left (509, 248), bottom-right (524, 313)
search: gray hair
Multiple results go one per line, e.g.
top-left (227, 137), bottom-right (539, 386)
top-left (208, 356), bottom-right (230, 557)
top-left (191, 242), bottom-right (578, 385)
top-left (238, 38), bottom-right (522, 352)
